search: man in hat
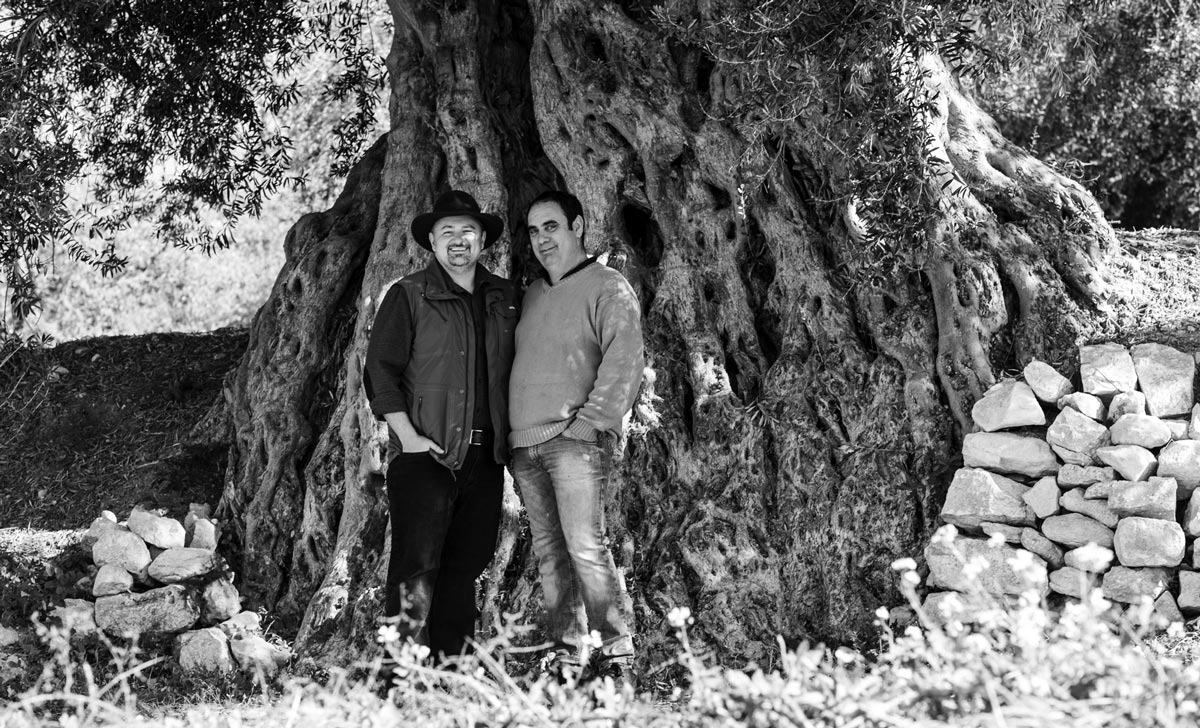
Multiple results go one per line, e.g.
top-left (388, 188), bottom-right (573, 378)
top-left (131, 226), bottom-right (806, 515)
top-left (509, 189), bottom-right (644, 683)
top-left (364, 189), bottom-right (520, 659)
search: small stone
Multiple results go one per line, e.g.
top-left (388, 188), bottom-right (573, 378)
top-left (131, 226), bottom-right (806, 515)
top-left (1080, 343), bottom-right (1138, 398)
top-left (962, 433), bottom-right (1059, 478)
top-left (1101, 566), bottom-right (1169, 604)
top-left (1023, 476), bottom-right (1060, 519)
top-left (1107, 391), bottom-right (1147, 422)
top-left (1063, 545), bottom-right (1115, 573)
top-left (1109, 477), bottom-right (1176, 520)
top-left (148, 548), bottom-right (225, 584)
top-left (1021, 528), bottom-right (1065, 569)
top-left (1084, 481), bottom-right (1115, 499)
top-left (200, 575), bottom-right (241, 624)
top-left (1166, 420), bottom-right (1190, 440)
top-left (81, 516), bottom-right (123, 548)
top-left (178, 628), bottom-right (235, 674)
top-left (1182, 490), bottom-right (1200, 537)
top-left (1046, 407), bottom-right (1110, 466)
top-left (229, 633), bottom-right (292, 678)
top-left (1059, 488), bottom-right (1118, 528)
top-left (1023, 360), bottom-right (1074, 403)
top-left (1049, 567), bottom-right (1097, 599)
top-left (1058, 464), bottom-right (1116, 487)
top-left (940, 468), bottom-right (1036, 530)
top-left (128, 507), bottom-right (187, 550)
top-left (1057, 392), bottom-right (1107, 421)
top-left (1158, 440), bottom-right (1200, 499)
top-left (188, 518), bottom-right (219, 551)
top-left (94, 584), bottom-right (200, 637)
top-left (218, 611), bottom-right (262, 638)
top-left (1041, 513), bottom-right (1115, 548)
top-left (925, 538), bottom-right (1047, 596)
top-left (1131, 343), bottom-right (1194, 417)
top-left (1113, 517), bottom-right (1185, 568)
top-left (1191, 404), bottom-right (1200, 440)
top-left (1109, 414), bottom-right (1173, 449)
top-left (1179, 572), bottom-right (1200, 615)
top-left (1095, 445), bottom-right (1157, 482)
top-left (971, 379), bottom-right (1046, 432)
top-left (981, 522), bottom-right (1024, 543)
top-left (1155, 591), bottom-right (1185, 625)
top-left (92, 530), bottom-right (152, 576)
top-left (92, 564), bottom-right (133, 597)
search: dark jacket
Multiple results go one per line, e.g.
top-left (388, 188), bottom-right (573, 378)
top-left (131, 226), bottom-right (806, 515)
top-left (364, 260), bottom-right (520, 470)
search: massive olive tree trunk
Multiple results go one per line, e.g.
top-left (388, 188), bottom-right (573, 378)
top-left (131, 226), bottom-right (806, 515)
top-left (216, 0), bottom-right (1118, 670)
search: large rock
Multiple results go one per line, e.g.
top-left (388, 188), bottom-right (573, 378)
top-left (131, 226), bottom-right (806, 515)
top-left (177, 628), bottom-right (235, 674)
top-left (148, 548), bottom-right (225, 584)
top-left (962, 433), bottom-right (1059, 478)
top-left (127, 507), bottom-right (187, 550)
top-left (229, 633), bottom-right (292, 678)
top-left (1107, 391), bottom-right (1147, 423)
top-left (1109, 414), bottom-right (1172, 450)
top-left (1084, 481), bottom-right (1115, 499)
top-left (95, 584), bottom-right (200, 636)
top-left (1023, 476), bottom-right (1060, 519)
top-left (1179, 571), bottom-right (1200, 615)
top-left (218, 611), bottom-right (262, 638)
top-left (1157, 440), bottom-right (1200, 499)
top-left (1041, 513), bottom-right (1114, 548)
top-left (925, 538), bottom-right (1047, 596)
top-left (1182, 490), bottom-right (1200, 537)
top-left (1048, 567), bottom-right (1097, 598)
top-left (941, 468), bottom-right (1036, 530)
top-left (92, 530), bottom-right (151, 576)
top-left (1101, 566), bottom-right (1169, 604)
top-left (1191, 404), bottom-right (1200, 440)
top-left (1057, 393), bottom-right (1107, 421)
top-left (1024, 360), bottom-right (1073, 404)
top-left (1131, 343), bottom-right (1194, 418)
top-left (81, 514), bottom-right (122, 548)
top-left (923, 592), bottom-right (1014, 625)
top-left (1058, 488), bottom-right (1118, 528)
top-left (1058, 464), bottom-right (1116, 487)
top-left (971, 380), bottom-right (1046, 432)
top-left (981, 522), bottom-right (1023, 543)
top-left (1109, 477), bottom-right (1176, 520)
top-left (200, 576), bottom-right (242, 624)
top-left (1080, 343), bottom-right (1138, 398)
top-left (1095, 445), bottom-right (1157, 482)
top-left (1154, 592), bottom-right (1185, 625)
top-left (1113, 518), bottom-right (1185, 568)
top-left (188, 518), bottom-right (219, 551)
top-left (92, 564), bottom-right (133, 597)
top-left (1021, 528), bottom-right (1064, 569)
top-left (1046, 407), bottom-right (1110, 465)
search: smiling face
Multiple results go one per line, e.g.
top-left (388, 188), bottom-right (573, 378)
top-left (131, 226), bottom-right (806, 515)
top-left (526, 200), bottom-right (587, 283)
top-left (429, 215), bottom-right (485, 275)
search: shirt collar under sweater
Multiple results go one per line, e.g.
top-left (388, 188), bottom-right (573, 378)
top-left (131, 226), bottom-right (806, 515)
top-left (541, 256), bottom-right (598, 285)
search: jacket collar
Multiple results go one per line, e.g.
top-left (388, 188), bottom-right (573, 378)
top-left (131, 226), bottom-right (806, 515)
top-left (424, 259), bottom-right (500, 299)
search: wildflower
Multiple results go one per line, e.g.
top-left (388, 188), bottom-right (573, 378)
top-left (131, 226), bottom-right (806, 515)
top-left (875, 606), bottom-right (890, 622)
top-left (987, 531), bottom-right (1006, 547)
top-left (890, 557), bottom-right (917, 572)
top-left (376, 624), bottom-right (400, 645)
top-left (1071, 542), bottom-right (1114, 573)
top-left (667, 606), bottom-right (693, 628)
top-left (580, 630), bottom-right (603, 650)
top-left (901, 570), bottom-right (921, 587)
top-left (834, 646), bottom-right (859, 663)
top-left (400, 642), bottom-right (431, 663)
top-left (961, 555), bottom-right (988, 582)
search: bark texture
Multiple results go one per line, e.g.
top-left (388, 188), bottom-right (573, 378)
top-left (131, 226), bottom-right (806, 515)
top-left (217, 0), bottom-right (1121, 671)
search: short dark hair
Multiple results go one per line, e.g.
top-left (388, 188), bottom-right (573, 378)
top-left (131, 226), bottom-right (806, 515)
top-left (527, 189), bottom-right (585, 244)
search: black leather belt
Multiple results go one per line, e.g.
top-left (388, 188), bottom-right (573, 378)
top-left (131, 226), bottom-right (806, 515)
top-left (468, 429), bottom-right (490, 446)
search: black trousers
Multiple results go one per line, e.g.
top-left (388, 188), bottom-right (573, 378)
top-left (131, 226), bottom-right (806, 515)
top-left (384, 444), bottom-right (503, 658)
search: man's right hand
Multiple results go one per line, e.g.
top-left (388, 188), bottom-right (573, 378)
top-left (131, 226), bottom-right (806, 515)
top-left (400, 434), bottom-right (445, 454)
top-left (384, 412), bottom-right (445, 454)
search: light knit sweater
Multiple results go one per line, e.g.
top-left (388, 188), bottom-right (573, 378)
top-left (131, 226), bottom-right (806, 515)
top-left (508, 261), bottom-right (644, 448)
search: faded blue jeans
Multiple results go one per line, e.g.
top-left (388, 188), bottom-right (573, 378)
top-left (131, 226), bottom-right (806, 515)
top-left (512, 433), bottom-right (633, 659)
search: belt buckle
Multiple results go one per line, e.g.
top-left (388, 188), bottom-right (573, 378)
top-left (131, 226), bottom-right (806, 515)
top-left (469, 429), bottom-right (486, 445)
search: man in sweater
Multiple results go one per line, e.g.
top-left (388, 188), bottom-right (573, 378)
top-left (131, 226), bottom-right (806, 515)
top-left (363, 190), bottom-right (520, 661)
top-left (509, 189), bottom-right (645, 683)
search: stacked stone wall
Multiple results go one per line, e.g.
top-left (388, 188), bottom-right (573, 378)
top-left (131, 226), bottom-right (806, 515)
top-left (927, 342), bottom-right (1200, 623)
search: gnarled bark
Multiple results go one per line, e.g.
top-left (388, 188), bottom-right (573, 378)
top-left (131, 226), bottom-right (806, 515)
top-left (217, 0), bottom-right (1123, 671)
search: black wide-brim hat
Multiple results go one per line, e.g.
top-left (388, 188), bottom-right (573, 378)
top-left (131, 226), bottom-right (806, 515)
top-left (410, 190), bottom-right (505, 251)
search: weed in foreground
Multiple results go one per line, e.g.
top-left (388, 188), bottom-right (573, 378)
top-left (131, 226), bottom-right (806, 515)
top-left (5, 525), bottom-right (1200, 727)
